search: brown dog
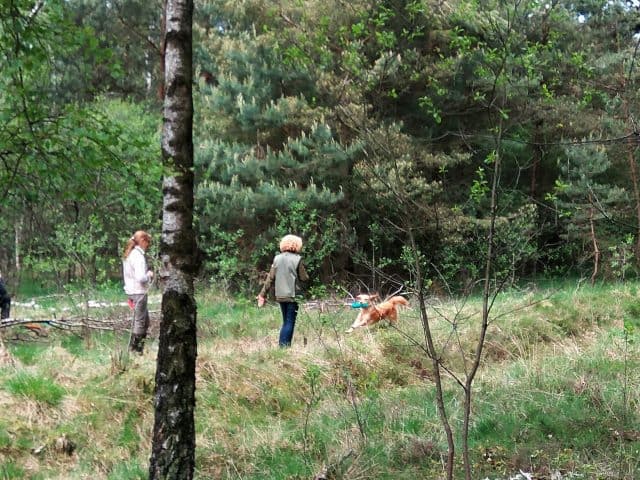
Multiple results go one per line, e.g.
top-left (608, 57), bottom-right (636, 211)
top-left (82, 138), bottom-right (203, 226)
top-left (346, 293), bottom-right (409, 333)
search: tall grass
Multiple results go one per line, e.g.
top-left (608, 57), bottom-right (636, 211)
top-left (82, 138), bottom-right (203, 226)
top-left (0, 281), bottom-right (638, 478)
top-left (5, 372), bottom-right (65, 406)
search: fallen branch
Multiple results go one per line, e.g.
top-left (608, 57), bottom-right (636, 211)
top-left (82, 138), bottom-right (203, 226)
top-left (0, 317), bottom-right (127, 332)
top-left (302, 300), bottom-right (351, 313)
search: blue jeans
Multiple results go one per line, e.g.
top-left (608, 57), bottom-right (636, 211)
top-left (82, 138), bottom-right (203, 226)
top-left (278, 301), bottom-right (299, 347)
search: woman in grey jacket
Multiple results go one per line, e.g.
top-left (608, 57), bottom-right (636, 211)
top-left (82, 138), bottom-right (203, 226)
top-left (257, 234), bottom-right (309, 347)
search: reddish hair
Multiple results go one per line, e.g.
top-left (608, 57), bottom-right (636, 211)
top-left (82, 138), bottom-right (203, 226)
top-left (122, 230), bottom-right (152, 259)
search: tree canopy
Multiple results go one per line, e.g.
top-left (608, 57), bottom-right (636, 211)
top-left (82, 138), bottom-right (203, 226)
top-left (2, 0), bottom-right (640, 292)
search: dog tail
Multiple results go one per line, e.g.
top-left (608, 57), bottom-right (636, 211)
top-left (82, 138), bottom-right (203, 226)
top-left (389, 296), bottom-right (409, 306)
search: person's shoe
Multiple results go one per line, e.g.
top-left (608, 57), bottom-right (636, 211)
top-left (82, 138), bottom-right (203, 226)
top-left (129, 335), bottom-right (145, 355)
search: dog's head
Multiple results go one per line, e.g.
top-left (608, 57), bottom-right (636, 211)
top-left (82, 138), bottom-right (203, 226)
top-left (355, 293), bottom-right (379, 303)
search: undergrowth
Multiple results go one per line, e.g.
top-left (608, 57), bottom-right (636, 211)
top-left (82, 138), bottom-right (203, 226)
top-left (0, 281), bottom-right (638, 479)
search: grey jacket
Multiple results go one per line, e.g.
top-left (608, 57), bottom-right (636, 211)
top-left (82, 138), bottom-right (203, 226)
top-left (259, 252), bottom-right (309, 302)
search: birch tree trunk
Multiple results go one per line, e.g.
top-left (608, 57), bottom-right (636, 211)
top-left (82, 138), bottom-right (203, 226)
top-left (14, 217), bottom-right (22, 272)
top-left (149, 0), bottom-right (198, 478)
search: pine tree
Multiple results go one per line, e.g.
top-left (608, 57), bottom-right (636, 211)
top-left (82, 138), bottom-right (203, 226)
top-left (555, 142), bottom-right (628, 282)
top-left (193, 2), bottom-right (359, 285)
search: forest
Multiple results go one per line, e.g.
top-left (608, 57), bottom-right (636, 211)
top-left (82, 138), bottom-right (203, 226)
top-left (3, 0), bottom-right (640, 291)
top-left (2, 0), bottom-right (640, 479)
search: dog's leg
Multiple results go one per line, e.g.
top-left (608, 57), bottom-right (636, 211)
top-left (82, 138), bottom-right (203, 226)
top-left (346, 311), bottom-right (366, 333)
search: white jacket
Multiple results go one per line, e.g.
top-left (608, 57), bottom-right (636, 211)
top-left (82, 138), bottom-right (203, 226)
top-left (123, 246), bottom-right (151, 295)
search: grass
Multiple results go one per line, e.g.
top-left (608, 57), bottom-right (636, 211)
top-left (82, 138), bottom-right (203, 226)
top-left (0, 462), bottom-right (27, 480)
top-left (5, 372), bottom-right (66, 406)
top-left (0, 281), bottom-right (639, 478)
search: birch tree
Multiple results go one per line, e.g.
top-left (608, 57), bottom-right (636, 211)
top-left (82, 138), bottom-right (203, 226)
top-left (149, 0), bottom-right (198, 478)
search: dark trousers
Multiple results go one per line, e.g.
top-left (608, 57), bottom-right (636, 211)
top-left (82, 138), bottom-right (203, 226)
top-left (278, 301), bottom-right (299, 347)
top-left (128, 294), bottom-right (149, 353)
top-left (128, 294), bottom-right (150, 337)
top-left (0, 297), bottom-right (9, 319)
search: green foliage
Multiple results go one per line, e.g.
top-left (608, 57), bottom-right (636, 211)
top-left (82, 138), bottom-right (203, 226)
top-left (61, 335), bottom-right (86, 357)
top-left (199, 226), bottom-right (246, 290)
top-left (0, 282), bottom-right (638, 478)
top-left (193, 16), bottom-right (356, 284)
top-left (0, 424), bottom-right (11, 450)
top-left (555, 142), bottom-right (629, 280)
top-left (8, 343), bottom-right (49, 366)
top-left (3, 0), bottom-right (640, 309)
top-left (435, 203), bottom-right (538, 290)
top-left (0, 0), bottom-right (623, 291)
top-left (470, 166), bottom-right (489, 204)
top-left (608, 234), bottom-right (635, 281)
top-left (68, 0), bottom-right (162, 101)
top-left (118, 408), bottom-right (141, 452)
top-left (252, 445), bottom-right (311, 479)
top-left (266, 201), bottom-right (342, 281)
top-left (470, 351), bottom-right (639, 478)
top-left (106, 461), bottom-right (146, 480)
top-left (197, 291), bottom-right (274, 338)
top-left (492, 204), bottom-right (540, 284)
top-left (0, 0), bottom-right (120, 201)
top-left (5, 0), bottom-right (640, 477)
top-left (0, 462), bottom-right (26, 480)
top-left (400, 244), bottom-right (427, 288)
top-left (5, 372), bottom-right (65, 406)
top-left (13, 97), bottom-right (161, 286)
top-left (0, 0), bottom-right (160, 284)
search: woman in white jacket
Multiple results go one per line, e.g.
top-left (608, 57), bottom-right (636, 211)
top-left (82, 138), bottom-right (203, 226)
top-left (122, 230), bottom-right (154, 353)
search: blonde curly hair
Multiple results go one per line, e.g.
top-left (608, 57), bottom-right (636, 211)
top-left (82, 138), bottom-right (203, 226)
top-left (279, 234), bottom-right (303, 253)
